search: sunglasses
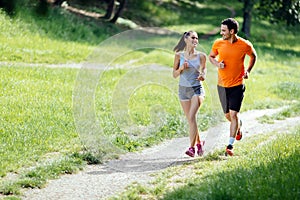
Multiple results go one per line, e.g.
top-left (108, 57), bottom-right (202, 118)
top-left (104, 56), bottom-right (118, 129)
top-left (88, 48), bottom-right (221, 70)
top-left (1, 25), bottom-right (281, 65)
top-left (191, 36), bottom-right (198, 40)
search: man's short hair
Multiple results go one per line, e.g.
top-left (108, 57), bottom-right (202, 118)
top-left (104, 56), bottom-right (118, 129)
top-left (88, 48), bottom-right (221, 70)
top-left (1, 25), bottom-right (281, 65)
top-left (221, 18), bottom-right (239, 34)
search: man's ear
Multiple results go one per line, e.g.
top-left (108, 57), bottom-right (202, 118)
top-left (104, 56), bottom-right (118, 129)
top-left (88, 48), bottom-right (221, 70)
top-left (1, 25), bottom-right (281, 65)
top-left (230, 29), bottom-right (235, 34)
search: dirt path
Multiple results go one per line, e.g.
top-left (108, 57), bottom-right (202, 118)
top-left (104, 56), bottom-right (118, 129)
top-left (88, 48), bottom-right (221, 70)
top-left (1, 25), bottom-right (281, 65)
top-left (22, 108), bottom-right (300, 200)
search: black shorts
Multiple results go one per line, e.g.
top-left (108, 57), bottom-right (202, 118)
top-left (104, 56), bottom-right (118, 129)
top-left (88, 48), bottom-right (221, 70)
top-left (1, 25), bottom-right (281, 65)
top-left (217, 84), bottom-right (245, 113)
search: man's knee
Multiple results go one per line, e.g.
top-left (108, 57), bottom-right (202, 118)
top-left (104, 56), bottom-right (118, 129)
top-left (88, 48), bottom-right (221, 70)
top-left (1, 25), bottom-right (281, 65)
top-left (229, 110), bottom-right (238, 120)
top-left (225, 113), bottom-right (231, 121)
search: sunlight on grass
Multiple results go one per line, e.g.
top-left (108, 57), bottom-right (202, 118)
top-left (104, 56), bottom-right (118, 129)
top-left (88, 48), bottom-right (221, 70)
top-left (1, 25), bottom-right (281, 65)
top-left (0, 66), bottom-right (81, 177)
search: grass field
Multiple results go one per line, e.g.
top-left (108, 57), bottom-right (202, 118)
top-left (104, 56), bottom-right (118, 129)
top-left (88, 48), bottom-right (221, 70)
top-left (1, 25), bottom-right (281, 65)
top-left (0, 0), bottom-right (299, 198)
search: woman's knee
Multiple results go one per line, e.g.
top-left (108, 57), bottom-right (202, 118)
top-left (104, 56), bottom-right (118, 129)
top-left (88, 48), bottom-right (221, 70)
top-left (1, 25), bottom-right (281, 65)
top-left (187, 114), bottom-right (196, 123)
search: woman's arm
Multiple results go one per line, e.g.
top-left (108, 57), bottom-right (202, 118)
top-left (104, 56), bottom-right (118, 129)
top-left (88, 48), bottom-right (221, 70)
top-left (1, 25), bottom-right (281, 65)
top-left (198, 52), bottom-right (207, 81)
top-left (173, 53), bottom-right (186, 78)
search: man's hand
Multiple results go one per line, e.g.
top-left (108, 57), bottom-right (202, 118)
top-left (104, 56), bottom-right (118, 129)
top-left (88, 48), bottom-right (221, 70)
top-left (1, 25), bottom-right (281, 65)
top-left (219, 60), bottom-right (225, 69)
top-left (244, 71), bottom-right (249, 79)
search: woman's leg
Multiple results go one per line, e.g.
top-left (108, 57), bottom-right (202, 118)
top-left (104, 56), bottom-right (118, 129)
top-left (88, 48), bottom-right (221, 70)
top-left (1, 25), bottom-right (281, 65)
top-left (188, 95), bottom-right (204, 147)
top-left (180, 100), bottom-right (192, 145)
top-left (180, 96), bottom-right (203, 147)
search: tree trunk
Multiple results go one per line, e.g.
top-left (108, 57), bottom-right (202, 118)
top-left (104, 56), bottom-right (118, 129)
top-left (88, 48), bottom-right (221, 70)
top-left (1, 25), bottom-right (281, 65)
top-left (103, 0), bottom-right (115, 19)
top-left (110, 0), bottom-right (127, 23)
top-left (53, 0), bottom-right (64, 6)
top-left (0, 0), bottom-right (17, 15)
top-left (36, 0), bottom-right (49, 16)
top-left (242, 0), bottom-right (254, 38)
top-left (282, 0), bottom-right (292, 26)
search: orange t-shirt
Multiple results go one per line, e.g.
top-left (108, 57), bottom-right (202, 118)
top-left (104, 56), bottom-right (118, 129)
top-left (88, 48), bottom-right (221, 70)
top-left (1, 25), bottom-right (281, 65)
top-left (211, 37), bottom-right (255, 87)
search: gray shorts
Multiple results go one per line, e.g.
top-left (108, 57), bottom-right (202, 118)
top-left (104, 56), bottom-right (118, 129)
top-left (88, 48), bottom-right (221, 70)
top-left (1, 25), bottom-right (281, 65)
top-left (178, 85), bottom-right (205, 101)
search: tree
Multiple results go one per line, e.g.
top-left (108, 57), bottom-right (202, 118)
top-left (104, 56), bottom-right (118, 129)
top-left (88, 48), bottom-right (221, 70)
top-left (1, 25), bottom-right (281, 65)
top-left (103, 0), bottom-right (115, 19)
top-left (240, 0), bottom-right (300, 38)
top-left (0, 0), bottom-right (17, 15)
top-left (102, 0), bottom-right (127, 23)
top-left (36, 0), bottom-right (49, 16)
top-left (52, 0), bottom-right (127, 24)
top-left (241, 0), bottom-right (255, 38)
top-left (109, 0), bottom-right (126, 23)
top-left (256, 0), bottom-right (300, 26)
top-left (53, 0), bottom-right (64, 6)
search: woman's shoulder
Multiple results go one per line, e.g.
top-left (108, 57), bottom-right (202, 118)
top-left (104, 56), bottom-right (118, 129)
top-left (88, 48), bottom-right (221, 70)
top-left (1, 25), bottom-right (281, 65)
top-left (196, 51), bottom-right (207, 58)
top-left (175, 51), bottom-right (184, 55)
top-left (175, 51), bottom-right (184, 58)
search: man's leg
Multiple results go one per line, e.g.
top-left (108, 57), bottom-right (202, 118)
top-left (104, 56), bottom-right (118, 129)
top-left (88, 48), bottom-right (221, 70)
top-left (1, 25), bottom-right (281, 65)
top-left (225, 85), bottom-right (245, 156)
top-left (229, 110), bottom-right (239, 138)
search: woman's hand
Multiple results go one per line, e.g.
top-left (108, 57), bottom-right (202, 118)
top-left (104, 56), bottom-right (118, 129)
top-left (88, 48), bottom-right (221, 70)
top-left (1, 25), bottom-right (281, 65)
top-left (179, 60), bottom-right (189, 71)
top-left (197, 72), bottom-right (206, 81)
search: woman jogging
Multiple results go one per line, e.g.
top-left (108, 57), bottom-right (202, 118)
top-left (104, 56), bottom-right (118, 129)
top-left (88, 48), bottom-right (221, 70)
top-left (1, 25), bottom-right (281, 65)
top-left (173, 30), bottom-right (207, 157)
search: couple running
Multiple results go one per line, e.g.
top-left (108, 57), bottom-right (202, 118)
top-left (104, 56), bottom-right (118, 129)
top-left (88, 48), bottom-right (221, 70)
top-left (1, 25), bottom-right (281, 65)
top-left (173, 18), bottom-right (257, 157)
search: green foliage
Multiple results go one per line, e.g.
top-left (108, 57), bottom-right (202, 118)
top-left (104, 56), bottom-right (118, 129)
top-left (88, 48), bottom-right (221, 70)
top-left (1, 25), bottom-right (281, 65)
top-left (123, 0), bottom-right (234, 36)
top-left (255, 0), bottom-right (300, 26)
top-left (0, 0), bottom-right (18, 15)
top-left (34, 0), bottom-right (50, 16)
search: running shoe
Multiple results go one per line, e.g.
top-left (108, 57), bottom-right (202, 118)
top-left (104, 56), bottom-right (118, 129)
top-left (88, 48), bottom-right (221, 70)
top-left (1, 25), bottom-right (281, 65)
top-left (236, 120), bottom-right (243, 141)
top-left (185, 147), bottom-right (195, 157)
top-left (225, 144), bottom-right (234, 156)
top-left (196, 141), bottom-right (205, 156)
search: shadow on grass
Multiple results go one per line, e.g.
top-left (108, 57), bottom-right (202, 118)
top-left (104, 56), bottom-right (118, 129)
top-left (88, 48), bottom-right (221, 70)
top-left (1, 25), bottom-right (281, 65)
top-left (18, 7), bottom-right (123, 45)
top-left (162, 152), bottom-right (300, 200)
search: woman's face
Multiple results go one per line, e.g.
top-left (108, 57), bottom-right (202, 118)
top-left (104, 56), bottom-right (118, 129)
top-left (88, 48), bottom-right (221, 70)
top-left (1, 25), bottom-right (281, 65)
top-left (185, 32), bottom-right (198, 48)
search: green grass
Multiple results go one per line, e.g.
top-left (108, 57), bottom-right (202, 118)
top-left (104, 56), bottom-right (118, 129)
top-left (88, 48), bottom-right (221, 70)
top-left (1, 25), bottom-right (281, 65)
top-left (111, 127), bottom-right (300, 200)
top-left (0, 66), bottom-right (80, 177)
top-left (0, 153), bottom-right (86, 195)
top-left (258, 101), bottom-right (300, 124)
top-left (0, 5), bottom-right (124, 64)
top-left (0, 0), bottom-right (299, 198)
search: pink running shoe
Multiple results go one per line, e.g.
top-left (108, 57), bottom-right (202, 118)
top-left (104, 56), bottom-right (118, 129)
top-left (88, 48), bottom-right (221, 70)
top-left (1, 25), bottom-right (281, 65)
top-left (185, 147), bottom-right (195, 157)
top-left (196, 141), bottom-right (205, 156)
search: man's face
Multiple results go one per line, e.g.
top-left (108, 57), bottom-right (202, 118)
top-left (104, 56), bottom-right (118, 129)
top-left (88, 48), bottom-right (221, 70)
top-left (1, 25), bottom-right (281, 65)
top-left (220, 24), bottom-right (231, 40)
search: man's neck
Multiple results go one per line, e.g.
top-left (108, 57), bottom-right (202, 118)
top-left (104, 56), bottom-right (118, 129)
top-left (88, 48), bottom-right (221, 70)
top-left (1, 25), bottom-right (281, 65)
top-left (229, 35), bottom-right (238, 44)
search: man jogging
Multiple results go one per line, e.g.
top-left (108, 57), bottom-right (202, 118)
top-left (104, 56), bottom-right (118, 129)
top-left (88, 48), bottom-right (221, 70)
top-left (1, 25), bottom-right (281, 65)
top-left (209, 18), bottom-right (257, 156)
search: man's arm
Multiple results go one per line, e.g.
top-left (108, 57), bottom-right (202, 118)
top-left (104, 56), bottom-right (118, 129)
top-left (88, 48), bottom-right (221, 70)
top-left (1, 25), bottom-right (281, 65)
top-left (244, 51), bottom-right (257, 79)
top-left (209, 50), bottom-right (224, 69)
